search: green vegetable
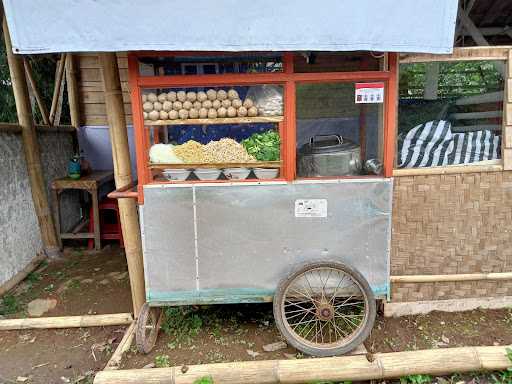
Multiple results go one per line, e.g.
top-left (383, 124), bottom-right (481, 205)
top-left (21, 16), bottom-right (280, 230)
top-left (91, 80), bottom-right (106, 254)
top-left (241, 130), bottom-right (281, 161)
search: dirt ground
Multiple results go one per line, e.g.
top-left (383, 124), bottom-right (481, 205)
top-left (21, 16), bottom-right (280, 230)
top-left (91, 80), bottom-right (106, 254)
top-left (1, 246), bottom-right (511, 384)
top-left (0, 245), bottom-right (132, 384)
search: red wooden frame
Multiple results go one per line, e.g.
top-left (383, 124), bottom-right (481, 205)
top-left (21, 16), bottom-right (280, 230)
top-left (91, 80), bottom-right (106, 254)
top-left (127, 52), bottom-right (398, 203)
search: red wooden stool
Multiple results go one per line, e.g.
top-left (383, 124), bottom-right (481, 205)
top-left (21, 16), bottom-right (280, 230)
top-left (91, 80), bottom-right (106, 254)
top-left (88, 198), bottom-right (124, 249)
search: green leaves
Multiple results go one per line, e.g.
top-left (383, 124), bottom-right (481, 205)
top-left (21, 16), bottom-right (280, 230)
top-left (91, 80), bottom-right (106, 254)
top-left (241, 130), bottom-right (281, 161)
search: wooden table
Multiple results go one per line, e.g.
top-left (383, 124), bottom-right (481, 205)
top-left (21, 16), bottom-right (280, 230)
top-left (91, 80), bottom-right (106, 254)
top-left (51, 171), bottom-right (114, 250)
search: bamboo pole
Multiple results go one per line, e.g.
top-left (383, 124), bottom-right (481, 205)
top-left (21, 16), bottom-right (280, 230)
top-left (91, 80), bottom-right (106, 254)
top-left (0, 313), bottom-right (133, 331)
top-left (24, 58), bottom-right (51, 125)
top-left (65, 54), bottom-right (81, 129)
top-left (49, 53), bottom-right (67, 125)
top-left (391, 272), bottom-right (512, 284)
top-left (99, 53), bottom-right (145, 316)
top-left (104, 321), bottom-right (136, 370)
top-left (2, 17), bottom-right (60, 258)
top-left (94, 346), bottom-right (512, 384)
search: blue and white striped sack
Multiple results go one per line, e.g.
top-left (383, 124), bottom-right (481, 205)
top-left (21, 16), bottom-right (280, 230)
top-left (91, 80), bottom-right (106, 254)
top-left (398, 120), bottom-right (501, 168)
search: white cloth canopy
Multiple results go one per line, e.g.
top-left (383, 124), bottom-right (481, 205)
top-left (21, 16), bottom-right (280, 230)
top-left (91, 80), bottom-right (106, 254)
top-left (3, 0), bottom-right (457, 54)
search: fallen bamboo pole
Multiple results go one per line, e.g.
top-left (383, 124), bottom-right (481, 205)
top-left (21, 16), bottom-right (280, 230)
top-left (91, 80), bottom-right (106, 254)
top-left (391, 271), bottom-right (512, 284)
top-left (2, 17), bottom-right (60, 258)
top-left (104, 321), bottom-right (136, 370)
top-left (94, 345), bottom-right (511, 384)
top-left (100, 53), bottom-right (146, 316)
top-left (0, 313), bottom-right (133, 331)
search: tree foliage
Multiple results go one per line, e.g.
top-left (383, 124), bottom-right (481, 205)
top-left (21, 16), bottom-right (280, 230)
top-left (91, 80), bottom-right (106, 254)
top-left (0, 29), bottom-right (69, 124)
top-left (400, 60), bottom-right (504, 99)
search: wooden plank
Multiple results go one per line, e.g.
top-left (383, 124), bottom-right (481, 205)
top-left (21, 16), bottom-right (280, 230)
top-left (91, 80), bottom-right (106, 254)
top-left (451, 124), bottom-right (501, 133)
top-left (503, 148), bottom-right (512, 170)
top-left (84, 115), bottom-right (133, 126)
top-left (150, 161), bottom-right (282, 169)
top-left (455, 91), bottom-right (504, 106)
top-left (384, 296), bottom-right (512, 317)
top-left (507, 103), bottom-right (512, 126)
top-left (80, 67), bottom-right (129, 83)
top-left (145, 116), bottom-right (284, 126)
top-left (504, 126), bottom-right (512, 148)
top-left (80, 90), bottom-right (131, 104)
top-left (81, 83), bottom-right (130, 93)
top-left (449, 110), bottom-right (503, 120)
top-left (83, 102), bottom-right (132, 117)
top-left (393, 160), bottom-right (503, 177)
top-left (508, 79), bottom-right (512, 103)
top-left (60, 233), bottom-right (95, 239)
top-left (400, 47), bottom-right (510, 63)
top-left (79, 55), bottom-right (128, 69)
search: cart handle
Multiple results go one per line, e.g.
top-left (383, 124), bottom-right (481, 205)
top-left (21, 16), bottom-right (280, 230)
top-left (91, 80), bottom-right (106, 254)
top-left (108, 180), bottom-right (138, 199)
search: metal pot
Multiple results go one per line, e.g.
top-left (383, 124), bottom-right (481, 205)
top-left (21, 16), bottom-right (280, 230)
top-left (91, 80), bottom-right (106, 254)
top-left (297, 135), bottom-right (362, 177)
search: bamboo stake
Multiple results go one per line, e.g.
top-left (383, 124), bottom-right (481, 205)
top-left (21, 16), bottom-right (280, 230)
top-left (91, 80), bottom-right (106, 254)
top-left (391, 272), bottom-right (512, 284)
top-left (93, 346), bottom-right (512, 384)
top-left (99, 53), bottom-right (145, 316)
top-left (49, 53), bottom-right (67, 125)
top-left (65, 54), bottom-right (81, 129)
top-left (2, 17), bottom-right (60, 257)
top-left (0, 313), bottom-right (133, 331)
top-left (104, 321), bottom-right (136, 370)
top-left (23, 58), bottom-right (51, 125)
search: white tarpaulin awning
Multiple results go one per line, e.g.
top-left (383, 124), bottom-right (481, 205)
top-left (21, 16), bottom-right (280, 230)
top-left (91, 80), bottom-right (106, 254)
top-left (3, 0), bottom-right (458, 54)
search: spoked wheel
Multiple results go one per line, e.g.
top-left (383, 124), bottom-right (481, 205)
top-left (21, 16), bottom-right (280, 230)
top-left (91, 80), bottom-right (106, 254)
top-left (136, 303), bottom-right (163, 354)
top-left (273, 261), bottom-right (376, 357)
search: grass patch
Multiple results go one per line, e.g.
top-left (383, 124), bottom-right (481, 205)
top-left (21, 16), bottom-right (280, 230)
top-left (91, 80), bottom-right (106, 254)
top-left (0, 294), bottom-right (19, 315)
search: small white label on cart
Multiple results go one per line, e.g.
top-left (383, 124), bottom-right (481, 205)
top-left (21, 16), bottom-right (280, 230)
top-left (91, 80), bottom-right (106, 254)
top-left (355, 82), bottom-right (384, 104)
top-left (295, 199), bottom-right (327, 218)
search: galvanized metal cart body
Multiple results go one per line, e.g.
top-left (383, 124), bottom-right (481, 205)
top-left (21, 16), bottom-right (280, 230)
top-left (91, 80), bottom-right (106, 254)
top-left (140, 178), bottom-right (392, 307)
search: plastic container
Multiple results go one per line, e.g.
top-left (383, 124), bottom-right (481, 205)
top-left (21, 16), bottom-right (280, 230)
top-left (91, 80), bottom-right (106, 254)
top-left (162, 169), bottom-right (191, 181)
top-left (223, 168), bottom-right (251, 180)
top-left (194, 168), bottom-right (221, 180)
top-left (253, 168), bottom-right (279, 179)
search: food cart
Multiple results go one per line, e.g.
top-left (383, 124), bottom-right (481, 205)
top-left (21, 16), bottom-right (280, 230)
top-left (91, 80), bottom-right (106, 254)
top-left (128, 52), bottom-right (397, 356)
top-left (0, 0), bottom-right (460, 360)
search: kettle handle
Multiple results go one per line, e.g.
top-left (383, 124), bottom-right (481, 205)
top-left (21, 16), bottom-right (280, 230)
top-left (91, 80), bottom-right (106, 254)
top-left (310, 134), bottom-right (343, 146)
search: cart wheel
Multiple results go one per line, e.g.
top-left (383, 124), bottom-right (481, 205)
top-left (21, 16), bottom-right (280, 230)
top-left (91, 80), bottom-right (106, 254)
top-left (136, 303), bottom-right (163, 354)
top-left (273, 261), bottom-right (376, 357)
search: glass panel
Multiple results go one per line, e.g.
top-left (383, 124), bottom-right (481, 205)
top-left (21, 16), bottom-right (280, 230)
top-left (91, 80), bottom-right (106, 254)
top-left (398, 60), bottom-right (504, 169)
top-left (138, 54), bottom-right (283, 76)
top-left (140, 85), bottom-right (284, 182)
top-left (294, 52), bottom-right (381, 73)
top-left (296, 82), bottom-right (385, 178)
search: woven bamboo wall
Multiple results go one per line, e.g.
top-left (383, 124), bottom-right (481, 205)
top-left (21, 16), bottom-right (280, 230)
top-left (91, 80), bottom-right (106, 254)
top-left (391, 170), bottom-right (512, 302)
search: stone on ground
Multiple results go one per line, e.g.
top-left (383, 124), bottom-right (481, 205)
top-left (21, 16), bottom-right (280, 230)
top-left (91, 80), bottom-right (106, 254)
top-left (27, 298), bottom-right (57, 317)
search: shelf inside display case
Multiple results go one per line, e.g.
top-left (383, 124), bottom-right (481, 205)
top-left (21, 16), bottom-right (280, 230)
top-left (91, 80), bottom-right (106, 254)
top-left (149, 161), bottom-right (281, 169)
top-left (144, 116), bottom-right (283, 126)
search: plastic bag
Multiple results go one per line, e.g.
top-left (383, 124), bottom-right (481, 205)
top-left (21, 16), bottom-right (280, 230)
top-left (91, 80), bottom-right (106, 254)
top-left (246, 85), bottom-right (283, 116)
top-left (149, 143), bottom-right (183, 164)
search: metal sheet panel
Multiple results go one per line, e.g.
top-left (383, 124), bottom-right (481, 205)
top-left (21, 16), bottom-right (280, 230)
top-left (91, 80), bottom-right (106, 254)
top-left (142, 180), bottom-right (392, 304)
top-left (3, 0), bottom-right (457, 54)
top-left (141, 187), bottom-right (197, 296)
